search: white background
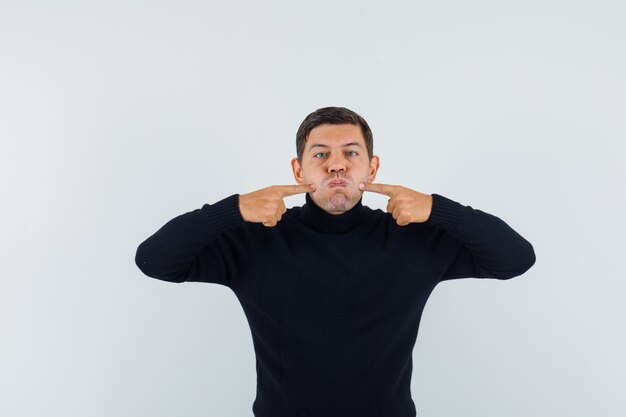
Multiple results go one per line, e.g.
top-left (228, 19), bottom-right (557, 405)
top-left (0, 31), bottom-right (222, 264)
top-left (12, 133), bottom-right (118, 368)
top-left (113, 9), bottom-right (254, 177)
top-left (1, 1), bottom-right (624, 416)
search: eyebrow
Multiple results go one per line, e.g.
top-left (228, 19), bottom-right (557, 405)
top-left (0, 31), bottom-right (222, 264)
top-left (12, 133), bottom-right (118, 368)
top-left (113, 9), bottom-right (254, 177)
top-left (308, 142), bottom-right (363, 151)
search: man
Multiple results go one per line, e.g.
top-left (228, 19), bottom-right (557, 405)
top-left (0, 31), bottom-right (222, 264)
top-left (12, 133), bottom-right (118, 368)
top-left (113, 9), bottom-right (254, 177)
top-left (135, 106), bottom-right (536, 417)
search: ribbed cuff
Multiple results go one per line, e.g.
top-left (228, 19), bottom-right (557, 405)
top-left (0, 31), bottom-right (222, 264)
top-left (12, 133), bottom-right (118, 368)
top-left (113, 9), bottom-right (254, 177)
top-left (425, 193), bottom-right (470, 229)
top-left (199, 193), bottom-right (245, 235)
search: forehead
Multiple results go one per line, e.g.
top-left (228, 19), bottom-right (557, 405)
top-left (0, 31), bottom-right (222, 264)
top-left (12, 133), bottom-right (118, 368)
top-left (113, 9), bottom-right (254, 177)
top-left (305, 123), bottom-right (365, 148)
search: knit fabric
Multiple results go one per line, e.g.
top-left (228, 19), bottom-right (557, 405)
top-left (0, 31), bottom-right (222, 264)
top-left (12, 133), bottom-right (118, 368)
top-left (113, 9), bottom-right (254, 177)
top-left (135, 192), bottom-right (536, 417)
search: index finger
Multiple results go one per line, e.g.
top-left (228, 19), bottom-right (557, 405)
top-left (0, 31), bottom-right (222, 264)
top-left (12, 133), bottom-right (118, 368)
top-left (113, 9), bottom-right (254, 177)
top-left (275, 183), bottom-right (316, 197)
top-left (359, 182), bottom-right (397, 197)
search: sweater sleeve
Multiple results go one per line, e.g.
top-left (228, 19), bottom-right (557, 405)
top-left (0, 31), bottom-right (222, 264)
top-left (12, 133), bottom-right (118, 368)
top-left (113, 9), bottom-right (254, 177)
top-left (134, 194), bottom-right (250, 287)
top-left (423, 193), bottom-right (536, 281)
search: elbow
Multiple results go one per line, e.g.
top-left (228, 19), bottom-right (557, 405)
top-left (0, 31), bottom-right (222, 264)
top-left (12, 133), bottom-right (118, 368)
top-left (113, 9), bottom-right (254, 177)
top-left (134, 243), bottom-right (186, 283)
top-left (525, 243), bottom-right (537, 271)
top-left (500, 241), bottom-right (537, 280)
top-left (134, 242), bottom-right (154, 276)
top-left (518, 240), bottom-right (537, 275)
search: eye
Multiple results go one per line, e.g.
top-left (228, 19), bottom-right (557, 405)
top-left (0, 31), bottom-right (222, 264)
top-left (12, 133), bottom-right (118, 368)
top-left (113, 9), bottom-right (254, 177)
top-left (347, 151), bottom-right (358, 156)
top-left (314, 152), bottom-right (326, 158)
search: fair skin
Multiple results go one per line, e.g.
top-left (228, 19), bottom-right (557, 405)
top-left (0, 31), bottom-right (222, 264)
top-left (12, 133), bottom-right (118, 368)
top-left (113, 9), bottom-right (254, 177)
top-left (291, 123), bottom-right (380, 215)
top-left (238, 123), bottom-right (433, 227)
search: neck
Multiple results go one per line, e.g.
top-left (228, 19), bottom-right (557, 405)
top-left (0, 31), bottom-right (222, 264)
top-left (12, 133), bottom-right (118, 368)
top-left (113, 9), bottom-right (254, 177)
top-left (299, 192), bottom-right (371, 234)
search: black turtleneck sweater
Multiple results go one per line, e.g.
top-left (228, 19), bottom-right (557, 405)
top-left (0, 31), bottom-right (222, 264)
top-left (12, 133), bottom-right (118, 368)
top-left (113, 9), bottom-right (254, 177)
top-left (135, 192), bottom-right (535, 417)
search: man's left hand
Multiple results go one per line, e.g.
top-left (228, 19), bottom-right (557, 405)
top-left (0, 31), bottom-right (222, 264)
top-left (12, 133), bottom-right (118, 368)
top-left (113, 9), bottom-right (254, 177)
top-left (359, 182), bottom-right (433, 226)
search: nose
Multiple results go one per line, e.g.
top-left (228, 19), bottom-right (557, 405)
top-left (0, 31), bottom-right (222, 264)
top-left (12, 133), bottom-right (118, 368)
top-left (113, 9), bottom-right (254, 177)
top-left (326, 153), bottom-right (347, 174)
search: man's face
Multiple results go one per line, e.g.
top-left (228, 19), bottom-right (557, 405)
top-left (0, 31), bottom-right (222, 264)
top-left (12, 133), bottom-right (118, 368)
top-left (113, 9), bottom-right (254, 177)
top-left (291, 123), bottom-right (380, 215)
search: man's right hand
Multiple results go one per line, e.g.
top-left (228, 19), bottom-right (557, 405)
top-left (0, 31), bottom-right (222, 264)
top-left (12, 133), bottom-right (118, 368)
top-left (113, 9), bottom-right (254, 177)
top-left (239, 183), bottom-right (316, 227)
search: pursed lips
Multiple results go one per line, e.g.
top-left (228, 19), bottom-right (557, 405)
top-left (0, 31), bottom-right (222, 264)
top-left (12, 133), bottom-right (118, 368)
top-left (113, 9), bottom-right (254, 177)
top-left (328, 180), bottom-right (348, 187)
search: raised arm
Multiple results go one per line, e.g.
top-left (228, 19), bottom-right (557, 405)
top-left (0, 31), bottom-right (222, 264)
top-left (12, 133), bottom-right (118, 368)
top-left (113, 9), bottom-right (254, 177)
top-left (423, 193), bottom-right (536, 281)
top-left (359, 182), bottom-right (535, 281)
top-left (134, 194), bottom-right (248, 286)
top-left (135, 183), bottom-right (316, 286)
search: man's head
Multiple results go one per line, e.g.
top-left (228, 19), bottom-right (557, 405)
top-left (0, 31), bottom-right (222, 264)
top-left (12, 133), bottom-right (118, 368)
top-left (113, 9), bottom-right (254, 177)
top-left (291, 106), bottom-right (380, 215)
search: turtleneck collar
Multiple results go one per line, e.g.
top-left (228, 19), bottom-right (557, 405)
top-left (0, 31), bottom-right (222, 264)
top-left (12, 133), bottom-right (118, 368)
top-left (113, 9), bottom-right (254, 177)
top-left (299, 192), bottom-right (372, 234)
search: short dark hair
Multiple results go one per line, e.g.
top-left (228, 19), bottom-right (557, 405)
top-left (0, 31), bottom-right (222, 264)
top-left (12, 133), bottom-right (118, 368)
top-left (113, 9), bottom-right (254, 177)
top-left (295, 106), bottom-right (374, 161)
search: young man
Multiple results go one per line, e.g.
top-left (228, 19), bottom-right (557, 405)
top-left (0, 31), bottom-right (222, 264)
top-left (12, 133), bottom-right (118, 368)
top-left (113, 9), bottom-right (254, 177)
top-left (135, 106), bottom-right (536, 417)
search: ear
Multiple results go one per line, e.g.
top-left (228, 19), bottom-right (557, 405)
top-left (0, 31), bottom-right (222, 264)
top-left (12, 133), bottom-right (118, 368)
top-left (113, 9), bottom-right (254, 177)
top-left (366, 155), bottom-right (380, 183)
top-left (291, 157), bottom-right (305, 184)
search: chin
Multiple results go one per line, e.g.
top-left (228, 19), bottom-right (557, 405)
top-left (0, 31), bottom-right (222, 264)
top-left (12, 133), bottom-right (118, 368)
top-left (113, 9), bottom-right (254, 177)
top-left (317, 192), bottom-right (357, 213)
